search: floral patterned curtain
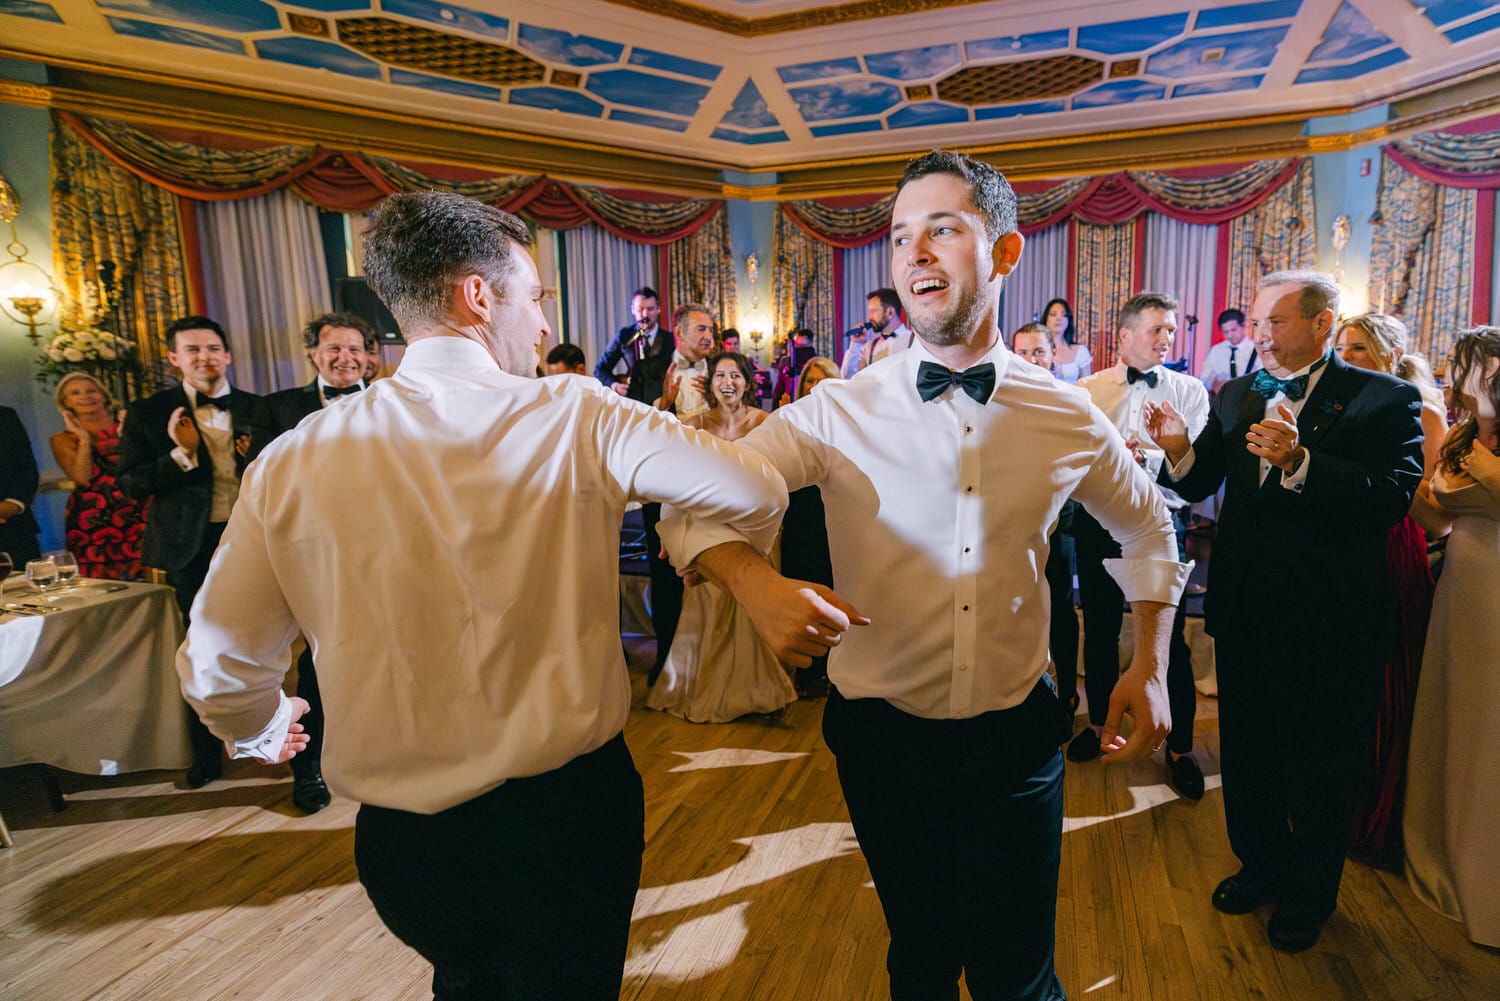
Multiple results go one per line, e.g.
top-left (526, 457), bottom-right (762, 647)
top-left (1368, 155), bottom-right (1476, 358)
top-left (772, 209), bottom-right (834, 355)
top-left (1073, 221), bottom-right (1136, 366)
top-left (667, 205), bottom-right (738, 333)
top-left (50, 113), bottom-right (191, 392)
top-left (1224, 159), bottom-right (1317, 321)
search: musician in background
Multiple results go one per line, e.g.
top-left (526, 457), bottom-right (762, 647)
top-left (594, 286), bottom-right (672, 394)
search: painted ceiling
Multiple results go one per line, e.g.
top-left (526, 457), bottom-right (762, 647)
top-left (2, 0), bottom-right (1499, 170)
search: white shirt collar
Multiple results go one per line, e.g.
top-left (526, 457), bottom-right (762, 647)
top-left (398, 335), bottom-right (503, 373)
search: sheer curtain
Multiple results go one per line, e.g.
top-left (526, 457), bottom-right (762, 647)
top-left (1000, 223), bottom-right (1067, 341)
top-left (196, 190), bottom-right (332, 395)
top-left (561, 224), bottom-right (658, 376)
top-left (1140, 214), bottom-right (1219, 371)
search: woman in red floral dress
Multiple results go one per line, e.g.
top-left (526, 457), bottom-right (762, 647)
top-left (49, 372), bottom-right (148, 580)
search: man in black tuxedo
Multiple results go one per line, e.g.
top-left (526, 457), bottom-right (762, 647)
top-left (259, 311), bottom-right (376, 812)
top-left (0, 405), bottom-right (41, 565)
top-left (1144, 270), bottom-right (1423, 953)
top-left (118, 315), bottom-right (267, 788)
top-left (593, 286), bottom-right (672, 394)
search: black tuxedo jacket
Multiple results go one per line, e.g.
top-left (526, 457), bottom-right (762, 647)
top-left (626, 350), bottom-right (674, 409)
top-left (117, 385), bottom-right (268, 571)
top-left (0, 405), bottom-right (41, 559)
top-left (263, 381), bottom-right (325, 438)
top-left (1165, 354), bottom-right (1423, 639)
top-left (595, 323), bottom-right (672, 388)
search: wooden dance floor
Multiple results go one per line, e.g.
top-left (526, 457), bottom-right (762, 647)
top-left (2, 644), bottom-right (1496, 1000)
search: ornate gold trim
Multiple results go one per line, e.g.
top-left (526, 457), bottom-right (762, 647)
top-left (594, 0), bottom-right (995, 37)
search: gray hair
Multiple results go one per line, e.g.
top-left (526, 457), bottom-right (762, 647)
top-left (1258, 269), bottom-right (1340, 320)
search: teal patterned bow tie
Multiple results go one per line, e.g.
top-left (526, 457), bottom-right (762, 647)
top-left (1251, 353), bottom-right (1329, 401)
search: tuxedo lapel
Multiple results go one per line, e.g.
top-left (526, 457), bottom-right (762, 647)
top-left (1297, 354), bottom-right (1352, 451)
top-left (1228, 380), bottom-right (1265, 489)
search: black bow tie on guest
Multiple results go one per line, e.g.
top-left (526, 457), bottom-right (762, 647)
top-left (1126, 366), bottom-right (1159, 388)
top-left (916, 360), bottom-right (996, 404)
top-left (197, 394), bottom-right (232, 411)
top-left (323, 384), bottom-right (361, 398)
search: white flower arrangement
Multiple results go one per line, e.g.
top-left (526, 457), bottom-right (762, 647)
top-left (45, 326), bottom-right (130, 363)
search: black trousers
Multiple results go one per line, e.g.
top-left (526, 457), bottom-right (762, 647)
top-left (1044, 502), bottom-right (1078, 702)
top-left (291, 646), bottom-right (324, 777)
top-left (823, 681), bottom-right (1071, 1001)
top-left (355, 735), bottom-right (645, 1001)
top-left (1074, 508), bottom-right (1196, 754)
top-left (782, 486), bottom-right (835, 687)
top-left (1215, 622), bottom-right (1385, 917)
top-left (640, 503), bottom-right (682, 670)
top-left (169, 521), bottom-right (228, 764)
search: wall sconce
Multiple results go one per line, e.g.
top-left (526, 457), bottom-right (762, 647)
top-left (0, 171), bottom-right (59, 345)
top-left (742, 253), bottom-right (767, 361)
top-left (1331, 213), bottom-right (1351, 285)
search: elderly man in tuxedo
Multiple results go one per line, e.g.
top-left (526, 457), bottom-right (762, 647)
top-left (118, 315), bottom-right (267, 787)
top-left (1145, 269), bottom-right (1423, 952)
top-left (257, 311), bottom-right (378, 813)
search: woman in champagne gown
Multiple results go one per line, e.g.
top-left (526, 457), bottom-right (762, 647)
top-left (647, 352), bottom-right (796, 722)
top-left (1404, 326), bottom-right (1500, 946)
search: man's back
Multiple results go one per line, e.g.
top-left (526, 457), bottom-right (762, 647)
top-left (189, 337), bottom-right (782, 813)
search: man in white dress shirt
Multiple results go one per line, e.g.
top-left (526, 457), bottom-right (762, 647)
top-left (1069, 293), bottom-right (1210, 801)
top-left (176, 192), bottom-right (848, 1001)
top-left (854, 287), bottom-right (914, 373)
top-left (1198, 308), bottom-right (1257, 394)
top-left (663, 151), bottom-right (1186, 1001)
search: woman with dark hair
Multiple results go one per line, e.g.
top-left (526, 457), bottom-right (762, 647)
top-left (1404, 326), bottom-right (1500, 946)
top-left (1334, 314), bottom-right (1445, 859)
top-left (1042, 297), bottom-right (1092, 383)
top-left (647, 352), bottom-right (795, 721)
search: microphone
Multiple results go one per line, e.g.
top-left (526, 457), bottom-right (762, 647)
top-left (844, 323), bottom-right (872, 339)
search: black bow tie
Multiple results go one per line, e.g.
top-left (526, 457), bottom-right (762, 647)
top-left (323, 384), bottom-right (361, 398)
top-left (1126, 367), bottom-right (1159, 388)
top-left (916, 361), bottom-right (996, 404)
top-left (196, 394), bottom-right (232, 412)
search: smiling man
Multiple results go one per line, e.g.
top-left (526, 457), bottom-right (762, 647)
top-left (666, 150), bottom-right (1186, 1001)
top-left (1072, 292), bottom-right (1211, 801)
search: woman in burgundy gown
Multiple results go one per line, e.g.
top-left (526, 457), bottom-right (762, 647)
top-left (49, 372), bottom-right (148, 581)
top-left (1333, 314), bottom-right (1447, 859)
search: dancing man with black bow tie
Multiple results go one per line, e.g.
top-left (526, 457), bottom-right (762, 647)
top-left (662, 150), bottom-right (1188, 1001)
top-left (1143, 270), bottom-right (1424, 953)
top-left (1070, 292), bottom-right (1211, 801)
top-left (258, 311), bottom-right (379, 813)
top-left (118, 315), bottom-right (272, 788)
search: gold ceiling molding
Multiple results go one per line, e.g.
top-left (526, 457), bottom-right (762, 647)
top-left (598, 0), bottom-right (997, 36)
top-left (2, 51), bottom-right (1499, 202)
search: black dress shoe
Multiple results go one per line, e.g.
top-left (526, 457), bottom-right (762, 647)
top-left (1167, 751), bottom-right (1206, 800)
top-left (292, 772), bottom-right (332, 814)
top-left (1066, 727), bottom-right (1101, 762)
top-left (185, 755), bottom-right (222, 789)
top-left (1267, 903), bottom-right (1329, 953)
top-left (1211, 870), bottom-right (1278, 914)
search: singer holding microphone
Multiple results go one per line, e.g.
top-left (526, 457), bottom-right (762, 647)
top-left (842, 288), bottom-right (912, 378)
top-left (594, 286), bottom-right (672, 394)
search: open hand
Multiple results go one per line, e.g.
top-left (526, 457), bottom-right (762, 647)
top-left (1141, 400), bottom-right (1191, 464)
top-left (276, 697), bottom-right (313, 763)
top-left (167, 406), bottom-right (199, 453)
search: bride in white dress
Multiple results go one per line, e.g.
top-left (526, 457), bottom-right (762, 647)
top-left (646, 352), bottom-right (797, 722)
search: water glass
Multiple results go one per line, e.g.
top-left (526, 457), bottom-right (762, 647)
top-left (52, 551), bottom-right (79, 588)
top-left (26, 557), bottom-right (58, 593)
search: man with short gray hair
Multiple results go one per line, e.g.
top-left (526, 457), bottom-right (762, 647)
top-left (1146, 267), bottom-right (1423, 952)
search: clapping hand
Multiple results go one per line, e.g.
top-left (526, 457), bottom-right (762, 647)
top-left (1141, 400), bottom-right (1191, 465)
top-left (1461, 442), bottom-right (1500, 493)
top-left (167, 406), bottom-right (200, 453)
top-left (1247, 402), bottom-right (1302, 472)
top-left (1123, 435), bottom-right (1148, 467)
top-left (62, 410), bottom-right (92, 450)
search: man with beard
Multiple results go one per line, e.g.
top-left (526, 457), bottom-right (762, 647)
top-left (663, 150), bottom-right (1185, 1000)
top-left (595, 286), bottom-right (671, 394)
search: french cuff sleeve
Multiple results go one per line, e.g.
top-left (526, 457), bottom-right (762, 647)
top-left (1103, 557), bottom-right (1193, 606)
top-left (171, 446), bottom-right (198, 471)
top-left (657, 508), bottom-right (760, 570)
top-left (227, 690), bottom-right (294, 763)
top-left (1166, 447), bottom-right (1196, 481)
top-left (1280, 451), bottom-right (1311, 493)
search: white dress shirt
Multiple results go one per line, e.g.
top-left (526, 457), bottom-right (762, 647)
top-left (663, 341), bottom-right (1186, 720)
top-left (178, 336), bottom-right (787, 814)
top-left (1078, 362), bottom-right (1210, 503)
top-left (1170, 354), bottom-right (1326, 492)
top-left (172, 383), bottom-right (240, 522)
top-left (1198, 338), bottom-right (1258, 390)
top-left (860, 322), bottom-right (915, 368)
top-left (667, 350), bottom-right (710, 418)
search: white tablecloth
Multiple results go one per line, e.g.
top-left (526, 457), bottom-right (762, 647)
top-left (0, 578), bottom-right (191, 774)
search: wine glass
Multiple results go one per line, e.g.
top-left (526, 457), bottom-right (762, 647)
top-left (0, 552), bottom-right (12, 582)
top-left (25, 557), bottom-right (58, 595)
top-left (52, 551), bottom-right (79, 589)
